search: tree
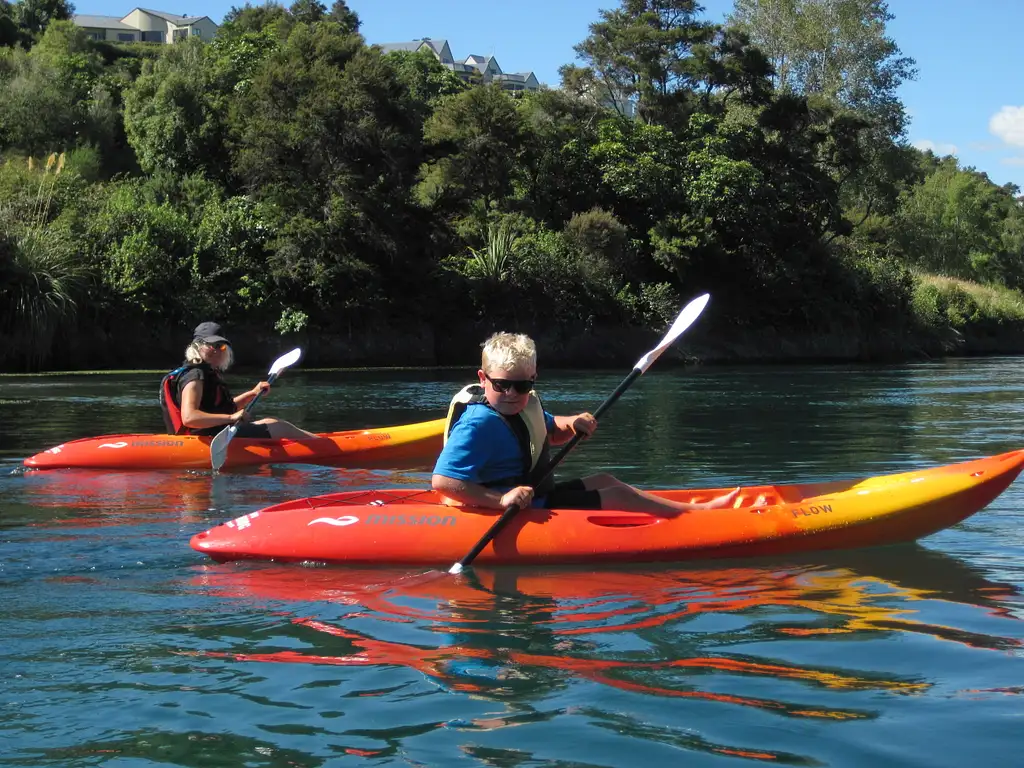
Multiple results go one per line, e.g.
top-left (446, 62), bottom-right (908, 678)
top-left (327, 0), bottom-right (359, 34)
top-left (572, 0), bottom-right (715, 128)
top-left (588, 116), bottom-right (686, 233)
top-left (0, 0), bottom-right (20, 47)
top-left (288, 0), bottom-right (324, 24)
top-left (221, 2), bottom-right (293, 39)
top-left (728, 0), bottom-right (916, 138)
top-left (123, 38), bottom-right (230, 178)
top-left (688, 27), bottom-right (773, 108)
top-left (514, 88), bottom-right (606, 228)
top-left (229, 22), bottom-right (429, 316)
top-left (896, 161), bottom-right (1018, 282)
top-left (0, 21), bottom-right (101, 154)
top-left (420, 85), bottom-right (527, 214)
top-left (383, 48), bottom-right (466, 117)
top-left (12, 0), bottom-right (73, 35)
top-left (729, 1), bottom-right (918, 231)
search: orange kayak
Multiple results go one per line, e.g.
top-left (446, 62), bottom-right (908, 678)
top-left (190, 449), bottom-right (1024, 565)
top-left (24, 418), bottom-right (445, 471)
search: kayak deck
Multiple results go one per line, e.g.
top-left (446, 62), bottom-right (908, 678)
top-left (190, 449), bottom-right (1024, 565)
top-left (23, 418), bottom-right (445, 471)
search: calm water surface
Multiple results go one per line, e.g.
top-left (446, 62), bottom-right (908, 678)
top-left (2, 359), bottom-right (1023, 766)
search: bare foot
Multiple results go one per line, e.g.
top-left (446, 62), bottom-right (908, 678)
top-left (698, 487), bottom-right (741, 510)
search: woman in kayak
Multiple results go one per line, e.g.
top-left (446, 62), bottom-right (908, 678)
top-left (431, 331), bottom-right (740, 516)
top-left (160, 322), bottom-right (316, 440)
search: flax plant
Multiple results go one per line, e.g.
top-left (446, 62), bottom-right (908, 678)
top-left (465, 218), bottom-right (517, 282)
top-left (1, 152), bottom-right (86, 369)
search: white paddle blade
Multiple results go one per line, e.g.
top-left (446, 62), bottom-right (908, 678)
top-left (634, 293), bottom-right (710, 373)
top-left (210, 424), bottom-right (238, 472)
top-left (269, 347), bottom-right (302, 377)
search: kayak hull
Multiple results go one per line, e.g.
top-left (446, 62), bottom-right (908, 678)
top-left (190, 450), bottom-right (1024, 565)
top-left (24, 418), bottom-right (445, 471)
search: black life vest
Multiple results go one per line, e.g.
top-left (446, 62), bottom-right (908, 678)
top-left (159, 363), bottom-right (234, 435)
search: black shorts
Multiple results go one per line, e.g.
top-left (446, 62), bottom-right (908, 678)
top-left (232, 423), bottom-right (273, 439)
top-left (537, 478), bottom-right (602, 510)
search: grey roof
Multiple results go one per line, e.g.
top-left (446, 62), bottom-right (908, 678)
top-left (464, 55), bottom-right (499, 74)
top-left (136, 8), bottom-right (212, 25)
top-left (377, 41), bottom-right (425, 53)
top-left (421, 38), bottom-right (448, 56)
top-left (74, 14), bottom-right (136, 29)
top-left (378, 38), bottom-right (448, 58)
top-left (495, 72), bottom-right (540, 87)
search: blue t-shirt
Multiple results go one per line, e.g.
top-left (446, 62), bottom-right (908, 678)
top-left (433, 404), bottom-right (555, 488)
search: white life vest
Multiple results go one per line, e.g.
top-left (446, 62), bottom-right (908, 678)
top-left (444, 383), bottom-right (551, 483)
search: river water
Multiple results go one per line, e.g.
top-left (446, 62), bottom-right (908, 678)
top-left (2, 359), bottom-right (1022, 766)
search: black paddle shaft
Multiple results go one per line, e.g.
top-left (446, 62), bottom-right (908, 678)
top-left (243, 370), bottom-right (280, 416)
top-left (453, 367), bottom-right (642, 571)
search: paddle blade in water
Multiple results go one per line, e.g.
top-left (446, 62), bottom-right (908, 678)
top-left (210, 424), bottom-right (238, 473)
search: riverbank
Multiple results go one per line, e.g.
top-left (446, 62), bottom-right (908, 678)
top-left (3, 318), bottom-right (1023, 373)
top-left (4, 276), bottom-right (1023, 373)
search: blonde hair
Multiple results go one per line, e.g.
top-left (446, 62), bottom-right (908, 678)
top-left (184, 341), bottom-right (233, 372)
top-left (481, 332), bottom-right (536, 373)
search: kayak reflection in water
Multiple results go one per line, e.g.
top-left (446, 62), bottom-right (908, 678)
top-left (431, 331), bottom-right (740, 516)
top-left (159, 321), bottom-right (316, 440)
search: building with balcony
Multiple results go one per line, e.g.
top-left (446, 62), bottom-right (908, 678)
top-left (73, 8), bottom-right (218, 44)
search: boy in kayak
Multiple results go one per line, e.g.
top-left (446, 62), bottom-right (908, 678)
top-left (159, 322), bottom-right (316, 440)
top-left (431, 332), bottom-right (740, 515)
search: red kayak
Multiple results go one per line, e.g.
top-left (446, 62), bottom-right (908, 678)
top-left (24, 418), bottom-right (445, 471)
top-left (190, 450), bottom-right (1024, 566)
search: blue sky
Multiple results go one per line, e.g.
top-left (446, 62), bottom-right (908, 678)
top-left (74, 0), bottom-right (1024, 190)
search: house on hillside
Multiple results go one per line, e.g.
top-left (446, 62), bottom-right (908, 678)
top-left (377, 37), bottom-right (540, 93)
top-left (73, 7), bottom-right (218, 43)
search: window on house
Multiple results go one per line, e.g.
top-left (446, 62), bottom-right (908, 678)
top-left (140, 30), bottom-right (163, 42)
top-left (191, 28), bottom-right (201, 36)
top-left (172, 28), bottom-right (188, 42)
top-left (117, 32), bottom-right (135, 41)
top-left (87, 31), bottom-right (103, 41)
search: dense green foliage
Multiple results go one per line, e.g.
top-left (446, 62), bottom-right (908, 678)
top-left (2, 0), bottom-right (1023, 369)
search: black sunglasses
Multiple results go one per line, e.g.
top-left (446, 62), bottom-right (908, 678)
top-left (486, 374), bottom-right (535, 395)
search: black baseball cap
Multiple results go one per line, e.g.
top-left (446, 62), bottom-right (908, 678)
top-left (193, 321), bottom-right (230, 345)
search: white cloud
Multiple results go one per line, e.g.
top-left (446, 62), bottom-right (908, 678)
top-left (989, 106), bottom-right (1024, 147)
top-left (969, 141), bottom-right (1000, 152)
top-left (912, 139), bottom-right (959, 156)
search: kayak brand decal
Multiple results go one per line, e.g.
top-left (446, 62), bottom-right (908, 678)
top-left (364, 433), bottom-right (391, 442)
top-left (308, 515), bottom-right (360, 527)
top-left (47, 445), bottom-right (64, 454)
top-left (791, 504), bottom-right (833, 518)
top-left (96, 439), bottom-right (183, 449)
top-left (366, 513), bottom-right (456, 527)
top-left (227, 511), bottom-right (260, 530)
